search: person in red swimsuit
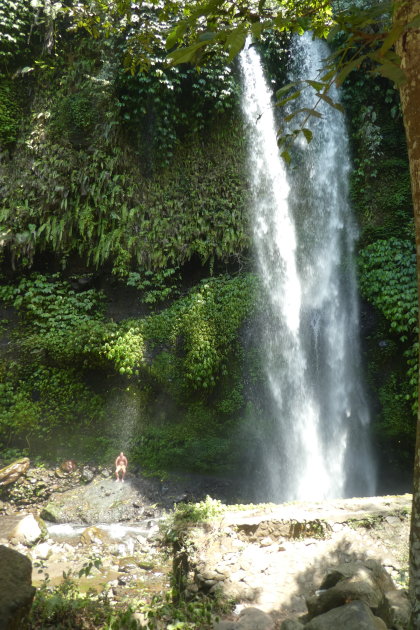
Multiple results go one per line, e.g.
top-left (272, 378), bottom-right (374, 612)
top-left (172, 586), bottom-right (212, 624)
top-left (115, 452), bottom-right (128, 482)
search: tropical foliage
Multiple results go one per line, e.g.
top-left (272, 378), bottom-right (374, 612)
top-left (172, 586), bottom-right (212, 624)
top-left (0, 271), bottom-right (258, 471)
top-left (0, 0), bottom-right (415, 482)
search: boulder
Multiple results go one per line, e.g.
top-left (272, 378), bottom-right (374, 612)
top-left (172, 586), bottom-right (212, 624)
top-left (222, 580), bottom-right (258, 602)
top-left (0, 458), bottom-right (30, 487)
top-left (236, 607), bottom-right (275, 629)
top-left (39, 478), bottom-right (145, 524)
top-left (118, 556), bottom-right (139, 572)
top-left (32, 541), bottom-right (52, 560)
top-left (4, 477), bottom-right (50, 505)
top-left (213, 607), bottom-right (274, 630)
top-left (0, 513), bottom-right (46, 546)
top-left (80, 526), bottom-right (111, 545)
top-left (305, 600), bottom-right (388, 630)
top-left (280, 620), bottom-right (305, 630)
top-left (0, 544), bottom-right (36, 630)
top-left (363, 559), bottom-right (396, 594)
top-left (307, 561), bottom-right (393, 619)
top-left (307, 572), bottom-right (382, 617)
top-left (60, 460), bottom-right (77, 473)
top-left (40, 503), bottom-right (62, 523)
top-left (320, 561), bottom-right (394, 594)
top-left (80, 467), bottom-right (95, 483)
top-left (376, 589), bottom-right (411, 630)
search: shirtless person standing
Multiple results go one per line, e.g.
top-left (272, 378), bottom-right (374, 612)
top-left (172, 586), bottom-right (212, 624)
top-left (115, 452), bottom-right (128, 482)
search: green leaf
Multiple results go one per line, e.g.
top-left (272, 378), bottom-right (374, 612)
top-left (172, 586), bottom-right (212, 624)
top-left (276, 90), bottom-right (301, 108)
top-left (225, 28), bottom-right (247, 62)
top-left (305, 80), bottom-right (325, 91)
top-left (336, 55), bottom-right (367, 86)
top-left (19, 66), bottom-right (34, 75)
top-left (300, 107), bottom-right (322, 118)
top-left (284, 107), bottom-right (322, 122)
top-left (198, 30), bottom-right (217, 42)
top-left (284, 111), bottom-right (298, 123)
top-left (321, 68), bottom-right (336, 82)
top-left (276, 82), bottom-right (299, 98)
top-left (379, 23), bottom-right (404, 55)
top-left (371, 57), bottom-right (406, 86)
top-left (301, 128), bottom-right (313, 143)
top-left (326, 24), bottom-right (342, 42)
top-left (316, 92), bottom-right (344, 113)
top-left (166, 22), bottom-right (188, 50)
top-left (280, 150), bottom-right (291, 164)
top-left (167, 40), bottom-right (209, 65)
top-left (251, 22), bottom-right (264, 38)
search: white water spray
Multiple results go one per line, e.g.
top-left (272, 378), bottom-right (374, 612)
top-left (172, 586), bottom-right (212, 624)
top-left (240, 34), bottom-right (375, 501)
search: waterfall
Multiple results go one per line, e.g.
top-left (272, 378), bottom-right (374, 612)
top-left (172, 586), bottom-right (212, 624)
top-left (240, 34), bottom-right (375, 502)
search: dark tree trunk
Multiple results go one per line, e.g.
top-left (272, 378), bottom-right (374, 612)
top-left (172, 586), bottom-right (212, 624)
top-left (396, 1), bottom-right (420, 626)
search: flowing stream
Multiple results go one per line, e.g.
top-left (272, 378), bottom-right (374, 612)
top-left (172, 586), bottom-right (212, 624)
top-left (240, 34), bottom-right (375, 502)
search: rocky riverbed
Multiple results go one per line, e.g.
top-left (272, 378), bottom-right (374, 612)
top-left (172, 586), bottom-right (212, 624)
top-left (0, 460), bottom-right (413, 628)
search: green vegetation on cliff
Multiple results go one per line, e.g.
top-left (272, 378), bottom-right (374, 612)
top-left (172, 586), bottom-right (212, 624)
top-left (0, 0), bottom-right (415, 483)
top-left (0, 271), bottom-right (258, 472)
top-left (343, 68), bottom-right (415, 478)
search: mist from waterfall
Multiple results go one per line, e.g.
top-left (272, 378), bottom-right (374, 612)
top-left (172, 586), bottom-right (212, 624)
top-left (239, 34), bottom-right (376, 502)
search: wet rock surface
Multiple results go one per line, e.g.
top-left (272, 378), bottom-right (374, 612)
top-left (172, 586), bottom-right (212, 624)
top-left (0, 460), bottom-right (240, 519)
top-left (40, 477), bottom-right (159, 524)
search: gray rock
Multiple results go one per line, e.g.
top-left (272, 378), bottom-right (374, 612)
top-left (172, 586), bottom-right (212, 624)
top-left (32, 541), bottom-right (52, 560)
top-left (213, 608), bottom-right (275, 630)
top-left (38, 478), bottom-right (146, 524)
top-left (0, 458), bottom-right (30, 487)
top-left (320, 561), bottom-right (394, 594)
top-left (0, 545), bottom-right (36, 630)
top-left (364, 559), bottom-right (396, 594)
top-left (305, 600), bottom-right (388, 630)
top-left (223, 580), bottom-right (257, 601)
top-left (236, 607), bottom-right (275, 629)
top-left (199, 568), bottom-right (224, 581)
top-left (281, 619), bottom-right (305, 630)
top-left (80, 466), bottom-right (95, 483)
top-left (307, 565), bottom-right (383, 617)
top-left (0, 513), bottom-right (45, 546)
top-left (40, 503), bottom-right (62, 523)
top-left (80, 525), bottom-right (111, 545)
top-left (376, 589), bottom-right (411, 630)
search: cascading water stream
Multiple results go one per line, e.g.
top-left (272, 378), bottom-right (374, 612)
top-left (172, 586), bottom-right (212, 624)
top-left (240, 34), bottom-right (375, 502)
